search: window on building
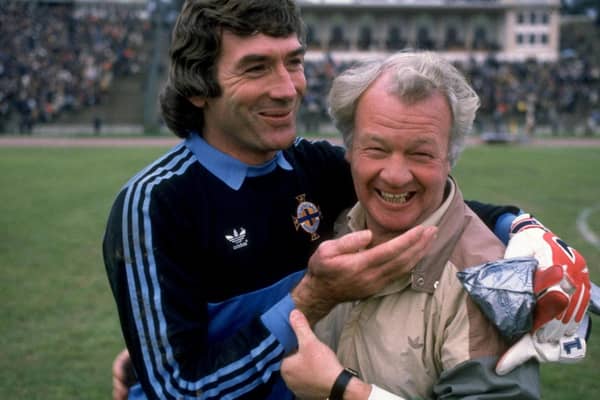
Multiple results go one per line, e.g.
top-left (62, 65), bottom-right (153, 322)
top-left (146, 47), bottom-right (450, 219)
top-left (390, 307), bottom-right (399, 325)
top-left (472, 26), bottom-right (488, 50)
top-left (542, 13), bottom-right (549, 24)
top-left (357, 26), bottom-right (373, 51)
top-left (517, 12), bottom-right (525, 24)
top-left (541, 33), bottom-right (548, 44)
top-left (328, 25), bottom-right (348, 50)
top-left (386, 26), bottom-right (406, 50)
top-left (306, 24), bottom-right (320, 49)
top-left (445, 26), bottom-right (463, 49)
top-left (529, 33), bottom-right (536, 44)
top-left (417, 26), bottom-right (434, 50)
top-left (530, 12), bottom-right (537, 24)
top-left (517, 33), bottom-right (524, 44)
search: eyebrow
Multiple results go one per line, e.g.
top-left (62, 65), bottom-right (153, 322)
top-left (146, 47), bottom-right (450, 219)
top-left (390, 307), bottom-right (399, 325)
top-left (411, 137), bottom-right (437, 146)
top-left (360, 134), bottom-right (438, 148)
top-left (236, 46), bottom-right (306, 67)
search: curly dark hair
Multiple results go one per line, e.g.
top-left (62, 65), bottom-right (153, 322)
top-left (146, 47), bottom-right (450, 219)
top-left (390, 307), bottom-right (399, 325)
top-left (160, 0), bottom-right (305, 138)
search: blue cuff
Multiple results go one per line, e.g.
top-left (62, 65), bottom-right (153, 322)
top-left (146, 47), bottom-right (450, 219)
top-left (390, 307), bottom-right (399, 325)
top-left (260, 294), bottom-right (297, 354)
top-left (128, 383), bottom-right (146, 400)
top-left (495, 212), bottom-right (520, 245)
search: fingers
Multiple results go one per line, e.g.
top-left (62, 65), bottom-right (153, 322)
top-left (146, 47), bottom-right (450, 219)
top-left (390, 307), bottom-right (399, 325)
top-left (298, 225), bottom-right (437, 323)
top-left (112, 349), bottom-right (132, 400)
top-left (575, 282), bottom-right (591, 322)
top-left (533, 265), bottom-right (563, 294)
top-left (319, 230), bottom-right (373, 258)
top-left (562, 282), bottom-right (590, 324)
top-left (358, 225), bottom-right (437, 274)
top-left (532, 290), bottom-right (569, 332)
top-left (112, 349), bottom-right (130, 381)
top-left (366, 225), bottom-right (436, 263)
top-left (112, 376), bottom-right (129, 400)
top-left (532, 265), bottom-right (568, 331)
top-left (346, 225), bottom-right (437, 292)
top-left (323, 225), bottom-right (434, 266)
top-left (290, 309), bottom-right (315, 348)
top-left (496, 333), bottom-right (538, 375)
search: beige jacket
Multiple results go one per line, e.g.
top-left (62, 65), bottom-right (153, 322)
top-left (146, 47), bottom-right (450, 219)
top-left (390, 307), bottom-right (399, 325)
top-left (316, 178), bottom-right (520, 399)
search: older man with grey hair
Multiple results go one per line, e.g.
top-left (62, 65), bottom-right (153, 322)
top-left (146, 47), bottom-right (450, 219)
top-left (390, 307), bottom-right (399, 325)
top-left (281, 51), bottom-right (543, 400)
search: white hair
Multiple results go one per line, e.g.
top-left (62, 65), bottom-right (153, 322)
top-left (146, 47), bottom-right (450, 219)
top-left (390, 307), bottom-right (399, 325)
top-left (328, 51), bottom-right (480, 166)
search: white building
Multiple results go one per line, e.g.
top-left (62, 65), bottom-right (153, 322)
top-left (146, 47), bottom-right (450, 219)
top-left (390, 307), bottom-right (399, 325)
top-left (297, 0), bottom-right (561, 63)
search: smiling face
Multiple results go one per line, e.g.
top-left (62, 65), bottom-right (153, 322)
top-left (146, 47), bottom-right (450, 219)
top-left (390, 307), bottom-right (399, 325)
top-left (191, 31), bottom-right (306, 165)
top-left (347, 73), bottom-right (452, 245)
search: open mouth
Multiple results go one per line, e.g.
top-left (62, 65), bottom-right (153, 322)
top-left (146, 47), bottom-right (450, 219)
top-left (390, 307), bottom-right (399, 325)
top-left (258, 110), bottom-right (295, 127)
top-left (377, 189), bottom-right (415, 204)
top-left (259, 109), bottom-right (293, 118)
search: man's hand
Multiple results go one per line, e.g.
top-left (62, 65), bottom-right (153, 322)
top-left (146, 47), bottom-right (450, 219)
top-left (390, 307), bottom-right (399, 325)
top-left (292, 226), bottom-right (437, 324)
top-left (496, 214), bottom-right (591, 375)
top-left (112, 348), bottom-right (135, 400)
top-left (281, 309), bottom-right (345, 399)
top-left (282, 310), bottom-right (373, 400)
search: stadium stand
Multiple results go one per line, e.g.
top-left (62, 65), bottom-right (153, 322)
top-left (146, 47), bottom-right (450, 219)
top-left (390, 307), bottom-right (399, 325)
top-left (0, 0), bottom-right (598, 137)
top-left (0, 0), bottom-right (152, 134)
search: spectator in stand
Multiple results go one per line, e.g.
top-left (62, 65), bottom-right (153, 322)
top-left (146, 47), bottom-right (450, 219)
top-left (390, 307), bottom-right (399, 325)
top-left (0, 1), bottom-right (150, 132)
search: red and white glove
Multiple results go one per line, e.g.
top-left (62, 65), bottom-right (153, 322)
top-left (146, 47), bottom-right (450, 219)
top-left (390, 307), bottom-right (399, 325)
top-left (496, 214), bottom-right (591, 375)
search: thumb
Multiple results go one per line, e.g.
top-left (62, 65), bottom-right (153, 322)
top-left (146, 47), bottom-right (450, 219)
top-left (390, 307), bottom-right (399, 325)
top-left (290, 309), bottom-right (317, 348)
top-left (496, 333), bottom-right (538, 375)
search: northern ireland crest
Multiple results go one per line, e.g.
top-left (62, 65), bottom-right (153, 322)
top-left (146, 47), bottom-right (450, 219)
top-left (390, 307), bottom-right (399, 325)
top-left (293, 194), bottom-right (321, 241)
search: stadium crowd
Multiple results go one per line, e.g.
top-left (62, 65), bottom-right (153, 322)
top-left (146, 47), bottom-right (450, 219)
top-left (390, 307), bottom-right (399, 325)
top-left (0, 1), bottom-right (598, 136)
top-left (301, 52), bottom-right (600, 136)
top-left (0, 2), bottom-right (150, 133)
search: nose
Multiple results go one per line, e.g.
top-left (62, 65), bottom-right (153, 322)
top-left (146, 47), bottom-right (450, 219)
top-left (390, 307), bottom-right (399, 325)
top-left (379, 155), bottom-right (413, 186)
top-left (269, 64), bottom-right (302, 101)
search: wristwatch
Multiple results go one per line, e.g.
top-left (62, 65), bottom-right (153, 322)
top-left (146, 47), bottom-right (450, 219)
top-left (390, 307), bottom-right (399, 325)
top-left (329, 367), bottom-right (359, 400)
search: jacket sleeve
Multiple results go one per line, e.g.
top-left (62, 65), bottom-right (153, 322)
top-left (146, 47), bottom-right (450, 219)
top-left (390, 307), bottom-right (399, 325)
top-left (103, 185), bottom-right (295, 400)
top-left (465, 200), bottom-right (521, 245)
top-left (432, 356), bottom-right (540, 399)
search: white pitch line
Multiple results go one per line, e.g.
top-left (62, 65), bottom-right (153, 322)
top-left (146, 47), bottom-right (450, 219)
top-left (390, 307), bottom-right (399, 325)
top-left (577, 205), bottom-right (600, 249)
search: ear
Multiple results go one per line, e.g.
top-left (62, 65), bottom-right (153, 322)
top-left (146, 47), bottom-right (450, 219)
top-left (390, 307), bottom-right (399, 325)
top-left (188, 96), bottom-right (206, 108)
top-left (344, 149), bottom-right (352, 163)
top-left (445, 158), bottom-right (452, 175)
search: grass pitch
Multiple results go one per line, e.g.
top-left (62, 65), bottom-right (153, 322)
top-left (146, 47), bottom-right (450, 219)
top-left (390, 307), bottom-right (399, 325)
top-left (0, 143), bottom-right (599, 399)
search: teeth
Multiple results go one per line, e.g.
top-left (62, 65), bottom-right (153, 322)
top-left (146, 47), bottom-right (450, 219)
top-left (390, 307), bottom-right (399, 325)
top-left (380, 191), bottom-right (409, 204)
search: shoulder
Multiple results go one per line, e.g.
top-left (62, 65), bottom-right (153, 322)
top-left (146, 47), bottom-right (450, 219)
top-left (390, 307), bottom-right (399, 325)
top-left (130, 144), bottom-right (198, 189)
top-left (285, 137), bottom-right (346, 164)
top-left (112, 144), bottom-right (202, 215)
top-left (451, 203), bottom-right (506, 271)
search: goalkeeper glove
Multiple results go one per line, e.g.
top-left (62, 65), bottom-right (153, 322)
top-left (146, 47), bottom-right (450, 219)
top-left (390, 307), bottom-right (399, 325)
top-left (496, 214), bottom-right (590, 375)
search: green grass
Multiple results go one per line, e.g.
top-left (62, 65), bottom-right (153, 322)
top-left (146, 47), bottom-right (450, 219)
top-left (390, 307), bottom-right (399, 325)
top-left (1, 144), bottom-right (599, 399)
top-left (0, 147), bottom-right (167, 399)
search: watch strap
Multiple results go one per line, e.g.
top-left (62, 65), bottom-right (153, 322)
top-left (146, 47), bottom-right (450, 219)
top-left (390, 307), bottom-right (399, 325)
top-left (330, 368), bottom-right (359, 400)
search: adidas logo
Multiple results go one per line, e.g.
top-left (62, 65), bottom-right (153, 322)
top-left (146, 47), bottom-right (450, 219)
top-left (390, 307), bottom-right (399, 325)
top-left (226, 228), bottom-right (248, 250)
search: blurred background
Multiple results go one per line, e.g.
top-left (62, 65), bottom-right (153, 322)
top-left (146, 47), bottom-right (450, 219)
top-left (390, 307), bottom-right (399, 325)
top-left (1, 0), bottom-right (599, 140)
top-left (1, 1), bottom-right (600, 399)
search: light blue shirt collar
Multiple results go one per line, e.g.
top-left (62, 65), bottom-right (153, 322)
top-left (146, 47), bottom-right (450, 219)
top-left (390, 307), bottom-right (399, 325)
top-left (185, 133), bottom-right (293, 190)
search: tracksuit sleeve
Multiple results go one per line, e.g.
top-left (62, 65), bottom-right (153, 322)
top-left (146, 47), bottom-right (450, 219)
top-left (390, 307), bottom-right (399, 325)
top-left (465, 200), bottom-right (521, 245)
top-left (103, 187), bottom-right (296, 400)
